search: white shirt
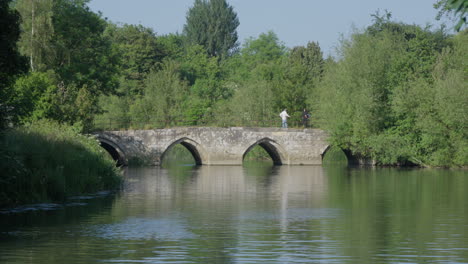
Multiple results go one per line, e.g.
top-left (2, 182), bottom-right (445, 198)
top-left (279, 110), bottom-right (290, 121)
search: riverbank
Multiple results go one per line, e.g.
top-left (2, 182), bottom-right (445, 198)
top-left (0, 120), bottom-right (122, 208)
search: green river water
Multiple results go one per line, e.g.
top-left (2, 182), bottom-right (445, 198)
top-left (1, 164), bottom-right (467, 263)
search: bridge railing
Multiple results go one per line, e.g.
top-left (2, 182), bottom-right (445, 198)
top-left (92, 117), bottom-right (314, 131)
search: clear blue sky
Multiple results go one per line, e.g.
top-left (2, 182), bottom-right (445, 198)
top-left (88, 0), bottom-right (445, 57)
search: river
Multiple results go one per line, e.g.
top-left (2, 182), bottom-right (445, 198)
top-left (1, 164), bottom-right (467, 263)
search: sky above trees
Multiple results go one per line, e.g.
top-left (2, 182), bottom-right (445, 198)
top-left (88, 0), bottom-right (446, 57)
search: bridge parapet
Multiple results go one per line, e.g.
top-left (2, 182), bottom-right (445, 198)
top-left (95, 127), bottom-right (329, 166)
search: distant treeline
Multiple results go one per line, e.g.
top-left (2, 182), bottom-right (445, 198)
top-left (1, 0), bottom-right (466, 167)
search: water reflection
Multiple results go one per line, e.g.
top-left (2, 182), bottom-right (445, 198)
top-left (0, 166), bottom-right (467, 264)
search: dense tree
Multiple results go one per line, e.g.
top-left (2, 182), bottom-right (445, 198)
top-left (229, 31), bottom-right (286, 82)
top-left (288, 42), bottom-right (324, 82)
top-left (104, 23), bottom-right (164, 85)
top-left (220, 80), bottom-right (276, 126)
top-left (215, 31), bottom-right (290, 126)
top-left (0, 0), bottom-right (27, 129)
top-left (314, 16), bottom-right (466, 167)
top-left (183, 0), bottom-right (239, 58)
top-left (12, 0), bottom-right (120, 130)
top-left (281, 41), bottom-right (324, 117)
top-left (240, 31), bottom-right (286, 67)
top-left (129, 61), bottom-right (189, 127)
top-left (10, 71), bottom-right (57, 123)
top-left (158, 33), bottom-right (185, 60)
top-left (180, 45), bottom-right (227, 124)
top-left (51, 0), bottom-right (119, 93)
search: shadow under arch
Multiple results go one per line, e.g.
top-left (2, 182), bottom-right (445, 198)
top-left (321, 145), bottom-right (359, 166)
top-left (161, 137), bottom-right (204, 166)
top-left (243, 138), bottom-right (287, 166)
top-left (97, 138), bottom-right (127, 167)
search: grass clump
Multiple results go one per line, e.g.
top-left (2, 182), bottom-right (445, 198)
top-left (0, 120), bottom-right (122, 208)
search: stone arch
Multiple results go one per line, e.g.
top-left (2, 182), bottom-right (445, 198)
top-left (160, 137), bottom-right (206, 165)
top-left (242, 138), bottom-right (288, 165)
top-left (320, 145), bottom-right (331, 158)
top-left (97, 137), bottom-right (127, 166)
top-left (321, 145), bottom-right (360, 165)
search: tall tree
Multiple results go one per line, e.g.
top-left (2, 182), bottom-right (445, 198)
top-left (285, 41), bottom-right (324, 114)
top-left (314, 18), bottom-right (461, 166)
top-left (97, 23), bottom-right (166, 129)
top-left (51, 0), bottom-right (118, 93)
top-left (183, 0), bottom-right (239, 58)
top-left (15, 0), bottom-right (54, 72)
top-left (129, 61), bottom-right (189, 127)
top-left (0, 0), bottom-right (27, 129)
top-left (11, 0), bottom-right (119, 130)
top-left (288, 41), bottom-right (324, 83)
top-left (233, 31), bottom-right (286, 81)
top-left (104, 23), bottom-right (164, 84)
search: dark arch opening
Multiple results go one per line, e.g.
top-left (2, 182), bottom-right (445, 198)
top-left (180, 141), bottom-right (202, 166)
top-left (321, 145), bottom-right (355, 166)
top-left (243, 139), bottom-right (283, 166)
top-left (342, 149), bottom-right (360, 165)
top-left (99, 141), bottom-right (126, 167)
top-left (161, 139), bottom-right (203, 166)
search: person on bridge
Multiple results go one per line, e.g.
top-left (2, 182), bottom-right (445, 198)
top-left (279, 109), bottom-right (290, 128)
top-left (302, 109), bottom-right (310, 128)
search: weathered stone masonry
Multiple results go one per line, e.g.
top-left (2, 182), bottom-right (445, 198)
top-left (95, 127), bottom-right (330, 166)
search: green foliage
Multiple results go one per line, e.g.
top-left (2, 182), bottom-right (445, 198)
top-left (158, 33), bottom-right (186, 60)
top-left (277, 41), bottom-right (324, 117)
top-left (218, 80), bottom-right (276, 126)
top-left (0, 120), bottom-right (122, 208)
top-left (315, 17), bottom-right (467, 167)
top-left (219, 32), bottom-right (291, 125)
top-left (161, 144), bottom-right (196, 167)
top-left (104, 23), bottom-right (164, 86)
top-left (183, 0), bottom-right (239, 58)
top-left (11, 77), bottom-right (101, 131)
top-left (435, 0), bottom-right (468, 31)
top-left (3, 0), bottom-right (465, 168)
top-left (0, 0), bottom-right (27, 129)
top-left (179, 44), bottom-right (228, 124)
top-left (288, 41), bottom-right (324, 84)
top-left (322, 146), bottom-right (348, 165)
top-left (12, 0), bottom-right (120, 129)
top-left (238, 31), bottom-right (286, 76)
top-left (127, 60), bottom-right (189, 127)
top-left (51, 0), bottom-right (119, 93)
top-left (15, 0), bottom-right (54, 72)
top-left (243, 145), bottom-right (272, 162)
top-left (95, 23), bottom-right (166, 129)
top-left (95, 89), bottom-right (132, 129)
top-left (10, 71), bottom-right (57, 123)
top-left (16, 0), bottom-right (119, 91)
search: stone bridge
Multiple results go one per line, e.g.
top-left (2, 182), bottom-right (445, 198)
top-left (94, 127), bottom-right (330, 166)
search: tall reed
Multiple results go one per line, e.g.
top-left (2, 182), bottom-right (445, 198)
top-left (0, 120), bottom-right (122, 208)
